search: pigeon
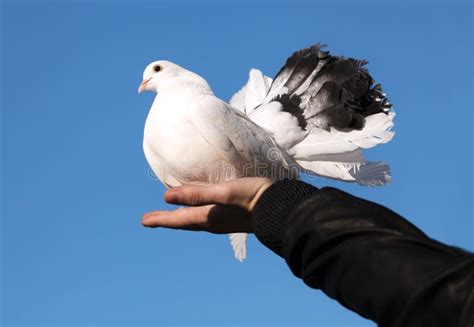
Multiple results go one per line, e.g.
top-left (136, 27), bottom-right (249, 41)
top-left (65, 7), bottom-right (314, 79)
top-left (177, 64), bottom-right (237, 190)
top-left (139, 44), bottom-right (395, 262)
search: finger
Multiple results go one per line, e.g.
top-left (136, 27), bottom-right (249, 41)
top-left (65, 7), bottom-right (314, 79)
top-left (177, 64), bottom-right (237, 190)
top-left (142, 205), bottom-right (214, 230)
top-left (164, 184), bottom-right (235, 207)
top-left (164, 177), bottom-right (273, 211)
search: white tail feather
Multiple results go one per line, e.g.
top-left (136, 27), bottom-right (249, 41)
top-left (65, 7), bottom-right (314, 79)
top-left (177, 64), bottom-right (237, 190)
top-left (229, 69), bottom-right (272, 115)
top-left (297, 160), bottom-right (392, 186)
top-left (290, 112), bottom-right (395, 158)
top-left (303, 149), bottom-right (366, 163)
top-left (229, 233), bottom-right (248, 262)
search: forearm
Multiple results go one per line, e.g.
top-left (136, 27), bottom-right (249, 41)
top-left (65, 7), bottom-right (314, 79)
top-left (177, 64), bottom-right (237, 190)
top-left (252, 179), bottom-right (474, 326)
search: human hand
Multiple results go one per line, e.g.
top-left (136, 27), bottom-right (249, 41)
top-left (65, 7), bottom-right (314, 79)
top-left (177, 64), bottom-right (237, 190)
top-left (142, 177), bottom-right (273, 234)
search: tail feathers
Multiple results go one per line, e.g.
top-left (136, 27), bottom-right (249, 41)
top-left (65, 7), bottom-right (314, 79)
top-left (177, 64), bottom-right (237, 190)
top-left (229, 69), bottom-right (272, 115)
top-left (264, 44), bottom-right (392, 131)
top-left (290, 112), bottom-right (395, 159)
top-left (297, 160), bottom-right (392, 186)
top-left (265, 44), bottom-right (328, 102)
top-left (229, 233), bottom-right (248, 262)
top-left (228, 45), bottom-right (395, 188)
top-left (303, 148), bottom-right (366, 163)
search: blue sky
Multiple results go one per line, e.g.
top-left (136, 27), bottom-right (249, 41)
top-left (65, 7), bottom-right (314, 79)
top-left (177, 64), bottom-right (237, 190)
top-left (1, 1), bottom-right (472, 326)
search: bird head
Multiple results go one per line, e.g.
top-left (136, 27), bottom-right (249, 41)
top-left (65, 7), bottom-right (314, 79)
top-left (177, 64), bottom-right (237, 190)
top-left (138, 60), bottom-right (182, 94)
top-left (138, 60), bottom-right (211, 95)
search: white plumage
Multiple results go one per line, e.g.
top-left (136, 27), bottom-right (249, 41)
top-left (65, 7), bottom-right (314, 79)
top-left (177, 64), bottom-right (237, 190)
top-left (139, 45), bottom-right (395, 262)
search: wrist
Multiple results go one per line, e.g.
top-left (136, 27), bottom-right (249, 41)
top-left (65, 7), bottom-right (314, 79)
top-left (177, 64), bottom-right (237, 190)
top-left (248, 179), bottom-right (274, 212)
top-left (251, 178), bottom-right (318, 256)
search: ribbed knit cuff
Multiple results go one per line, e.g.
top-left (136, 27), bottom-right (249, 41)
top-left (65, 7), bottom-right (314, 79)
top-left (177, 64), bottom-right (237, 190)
top-left (252, 179), bottom-right (318, 256)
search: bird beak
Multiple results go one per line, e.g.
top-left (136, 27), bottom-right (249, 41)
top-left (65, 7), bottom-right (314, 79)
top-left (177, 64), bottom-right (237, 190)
top-left (138, 78), bottom-right (151, 94)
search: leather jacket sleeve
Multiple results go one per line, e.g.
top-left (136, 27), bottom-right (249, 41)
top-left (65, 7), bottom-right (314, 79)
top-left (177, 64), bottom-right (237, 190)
top-left (252, 179), bottom-right (474, 327)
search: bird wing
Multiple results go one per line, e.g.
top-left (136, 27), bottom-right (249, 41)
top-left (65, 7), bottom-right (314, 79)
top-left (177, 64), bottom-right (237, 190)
top-left (190, 96), bottom-right (296, 262)
top-left (189, 95), bottom-right (295, 180)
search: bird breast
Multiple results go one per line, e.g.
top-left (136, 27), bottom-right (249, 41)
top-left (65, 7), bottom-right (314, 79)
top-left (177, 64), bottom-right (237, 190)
top-left (143, 95), bottom-right (236, 185)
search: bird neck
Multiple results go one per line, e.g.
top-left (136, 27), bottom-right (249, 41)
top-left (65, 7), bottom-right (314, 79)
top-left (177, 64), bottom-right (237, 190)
top-left (149, 76), bottom-right (215, 118)
top-left (160, 74), bottom-right (214, 96)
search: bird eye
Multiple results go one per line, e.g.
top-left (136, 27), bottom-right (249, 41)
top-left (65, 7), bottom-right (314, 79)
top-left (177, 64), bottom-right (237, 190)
top-left (153, 65), bottom-right (162, 72)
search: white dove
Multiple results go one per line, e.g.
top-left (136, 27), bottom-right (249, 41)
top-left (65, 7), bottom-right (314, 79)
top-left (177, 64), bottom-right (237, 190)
top-left (139, 44), bottom-right (395, 262)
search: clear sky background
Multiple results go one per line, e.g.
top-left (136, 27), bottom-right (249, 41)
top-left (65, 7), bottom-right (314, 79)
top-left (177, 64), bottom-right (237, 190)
top-left (1, 1), bottom-right (472, 326)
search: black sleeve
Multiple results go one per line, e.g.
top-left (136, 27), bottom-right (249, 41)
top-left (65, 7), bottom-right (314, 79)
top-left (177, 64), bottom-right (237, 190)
top-left (252, 179), bottom-right (474, 327)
